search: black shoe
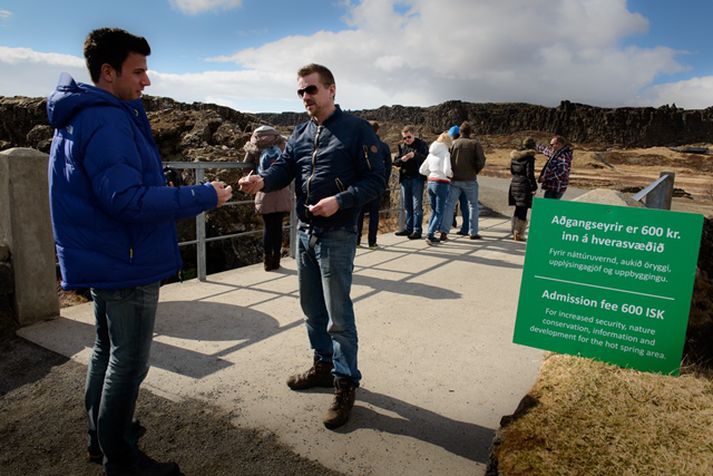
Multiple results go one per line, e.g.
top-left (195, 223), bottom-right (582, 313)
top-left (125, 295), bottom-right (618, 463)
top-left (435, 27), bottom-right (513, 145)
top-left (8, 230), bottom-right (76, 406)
top-left (456, 230), bottom-right (468, 236)
top-left (469, 234), bottom-right (482, 240)
top-left (438, 232), bottom-right (448, 242)
top-left (425, 235), bottom-right (440, 245)
top-left (407, 232), bottom-right (422, 240)
top-left (108, 452), bottom-right (180, 476)
top-left (394, 230), bottom-right (411, 236)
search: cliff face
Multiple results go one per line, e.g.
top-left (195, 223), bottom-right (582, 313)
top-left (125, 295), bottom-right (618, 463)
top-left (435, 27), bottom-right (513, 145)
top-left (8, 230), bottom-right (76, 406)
top-left (259, 100), bottom-right (713, 147)
top-left (3, 95), bottom-right (712, 152)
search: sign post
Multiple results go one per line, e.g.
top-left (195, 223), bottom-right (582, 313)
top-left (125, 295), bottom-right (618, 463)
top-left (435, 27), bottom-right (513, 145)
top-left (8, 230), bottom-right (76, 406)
top-left (513, 198), bottom-right (703, 375)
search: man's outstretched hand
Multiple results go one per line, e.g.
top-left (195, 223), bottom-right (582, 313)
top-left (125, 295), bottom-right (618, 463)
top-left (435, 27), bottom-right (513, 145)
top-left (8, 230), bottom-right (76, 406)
top-left (238, 172), bottom-right (264, 195)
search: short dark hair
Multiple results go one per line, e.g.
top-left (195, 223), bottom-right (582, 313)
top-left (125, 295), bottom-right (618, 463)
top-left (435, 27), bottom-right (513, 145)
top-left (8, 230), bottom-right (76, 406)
top-left (370, 121), bottom-right (380, 133)
top-left (83, 28), bottom-right (151, 83)
top-left (297, 63), bottom-right (335, 86)
top-left (459, 121), bottom-right (473, 137)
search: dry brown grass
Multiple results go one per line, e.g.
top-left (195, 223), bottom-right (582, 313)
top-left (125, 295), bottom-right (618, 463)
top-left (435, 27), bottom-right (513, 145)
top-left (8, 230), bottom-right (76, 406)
top-left (492, 354), bottom-right (713, 475)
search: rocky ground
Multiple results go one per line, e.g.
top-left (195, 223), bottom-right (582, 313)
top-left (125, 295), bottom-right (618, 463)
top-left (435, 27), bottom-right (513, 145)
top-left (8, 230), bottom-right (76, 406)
top-left (0, 328), bottom-right (340, 476)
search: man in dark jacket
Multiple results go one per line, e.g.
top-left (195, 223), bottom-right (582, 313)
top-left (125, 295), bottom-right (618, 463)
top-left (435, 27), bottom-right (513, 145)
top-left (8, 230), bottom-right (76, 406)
top-left (239, 64), bottom-right (385, 429)
top-left (48, 28), bottom-right (232, 476)
top-left (357, 120), bottom-right (392, 247)
top-left (439, 121), bottom-right (486, 240)
top-left (394, 125), bottom-right (428, 239)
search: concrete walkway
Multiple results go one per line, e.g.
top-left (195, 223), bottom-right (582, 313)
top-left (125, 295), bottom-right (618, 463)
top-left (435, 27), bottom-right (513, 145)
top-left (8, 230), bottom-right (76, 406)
top-left (19, 211), bottom-right (544, 475)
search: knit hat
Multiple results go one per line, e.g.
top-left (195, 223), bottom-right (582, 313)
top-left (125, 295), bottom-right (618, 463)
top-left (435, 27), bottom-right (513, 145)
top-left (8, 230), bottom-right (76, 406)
top-left (448, 125), bottom-right (460, 138)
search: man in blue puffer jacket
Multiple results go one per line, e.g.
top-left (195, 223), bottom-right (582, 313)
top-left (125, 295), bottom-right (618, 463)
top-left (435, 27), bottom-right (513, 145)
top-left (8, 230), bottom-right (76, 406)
top-left (239, 63), bottom-right (385, 430)
top-left (47, 28), bottom-right (232, 476)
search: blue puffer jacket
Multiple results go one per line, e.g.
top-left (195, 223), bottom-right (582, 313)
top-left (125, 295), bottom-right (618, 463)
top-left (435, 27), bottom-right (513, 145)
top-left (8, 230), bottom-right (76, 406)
top-left (47, 73), bottom-right (217, 290)
top-left (261, 106), bottom-right (386, 231)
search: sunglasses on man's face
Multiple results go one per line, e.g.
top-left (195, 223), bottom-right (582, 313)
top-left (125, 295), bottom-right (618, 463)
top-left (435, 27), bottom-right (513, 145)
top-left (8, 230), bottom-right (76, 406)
top-left (403, 135), bottom-right (413, 140)
top-left (297, 85), bottom-right (319, 98)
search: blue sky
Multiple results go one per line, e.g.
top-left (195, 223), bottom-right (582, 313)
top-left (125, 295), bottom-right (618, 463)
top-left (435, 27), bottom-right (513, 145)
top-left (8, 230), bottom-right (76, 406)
top-left (1, 0), bottom-right (712, 112)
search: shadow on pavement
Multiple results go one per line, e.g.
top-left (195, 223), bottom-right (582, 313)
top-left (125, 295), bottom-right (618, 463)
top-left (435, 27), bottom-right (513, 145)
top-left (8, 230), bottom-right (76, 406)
top-left (342, 387), bottom-right (495, 464)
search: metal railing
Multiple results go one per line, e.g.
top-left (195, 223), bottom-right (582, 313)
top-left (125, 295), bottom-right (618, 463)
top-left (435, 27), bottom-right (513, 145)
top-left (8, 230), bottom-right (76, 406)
top-left (633, 171), bottom-right (675, 210)
top-left (164, 160), bottom-right (402, 281)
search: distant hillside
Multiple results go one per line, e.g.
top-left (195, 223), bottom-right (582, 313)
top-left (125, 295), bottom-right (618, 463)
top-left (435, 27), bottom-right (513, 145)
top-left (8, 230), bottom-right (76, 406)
top-left (1, 95), bottom-right (712, 151)
top-left (258, 100), bottom-right (713, 148)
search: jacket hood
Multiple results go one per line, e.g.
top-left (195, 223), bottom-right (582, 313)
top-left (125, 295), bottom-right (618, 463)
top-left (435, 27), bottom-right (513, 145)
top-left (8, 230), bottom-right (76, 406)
top-left (429, 141), bottom-right (449, 156)
top-left (46, 72), bottom-right (141, 128)
top-left (510, 149), bottom-right (537, 160)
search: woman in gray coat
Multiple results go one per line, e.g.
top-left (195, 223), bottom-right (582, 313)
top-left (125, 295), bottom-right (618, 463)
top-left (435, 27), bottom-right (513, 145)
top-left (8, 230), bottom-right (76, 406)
top-left (508, 137), bottom-right (538, 241)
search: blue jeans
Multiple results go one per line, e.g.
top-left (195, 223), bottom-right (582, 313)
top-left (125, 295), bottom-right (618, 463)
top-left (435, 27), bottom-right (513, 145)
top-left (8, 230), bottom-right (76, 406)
top-left (426, 181), bottom-right (450, 238)
top-left (297, 228), bottom-right (361, 384)
top-left (86, 282), bottom-right (160, 473)
top-left (400, 177), bottom-right (424, 234)
top-left (441, 180), bottom-right (479, 236)
top-left (357, 196), bottom-right (380, 246)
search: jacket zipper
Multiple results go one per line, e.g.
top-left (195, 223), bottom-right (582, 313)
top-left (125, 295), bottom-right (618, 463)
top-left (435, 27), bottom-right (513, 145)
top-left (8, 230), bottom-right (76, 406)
top-left (306, 125), bottom-right (323, 204)
top-left (362, 145), bottom-right (372, 171)
top-left (129, 247), bottom-right (134, 263)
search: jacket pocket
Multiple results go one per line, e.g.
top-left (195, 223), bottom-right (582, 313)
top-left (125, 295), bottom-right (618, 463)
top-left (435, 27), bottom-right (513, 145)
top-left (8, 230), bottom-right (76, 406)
top-left (335, 177), bottom-right (346, 192)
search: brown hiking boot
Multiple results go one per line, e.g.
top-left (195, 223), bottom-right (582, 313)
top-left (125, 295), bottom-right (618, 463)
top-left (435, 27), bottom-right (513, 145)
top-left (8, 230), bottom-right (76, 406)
top-left (286, 359), bottom-right (334, 390)
top-left (323, 378), bottom-right (357, 429)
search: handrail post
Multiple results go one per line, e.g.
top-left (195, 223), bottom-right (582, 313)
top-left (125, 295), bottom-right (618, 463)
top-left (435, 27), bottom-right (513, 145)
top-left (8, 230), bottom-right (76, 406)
top-left (398, 183), bottom-right (405, 232)
top-left (288, 182), bottom-right (297, 258)
top-left (645, 171), bottom-right (675, 210)
top-left (195, 167), bottom-right (207, 281)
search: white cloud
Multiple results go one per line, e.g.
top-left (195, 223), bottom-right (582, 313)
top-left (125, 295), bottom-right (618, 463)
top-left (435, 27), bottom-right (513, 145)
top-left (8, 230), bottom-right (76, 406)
top-left (0, 47), bottom-right (88, 98)
top-left (206, 0), bottom-right (696, 109)
top-left (0, 10), bottom-right (12, 19)
top-left (639, 76), bottom-right (713, 109)
top-left (1, 0), bottom-right (712, 111)
top-left (168, 0), bottom-right (242, 15)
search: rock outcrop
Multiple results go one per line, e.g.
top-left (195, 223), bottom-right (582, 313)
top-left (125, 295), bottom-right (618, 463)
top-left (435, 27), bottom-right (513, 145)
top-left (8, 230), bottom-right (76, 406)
top-left (259, 100), bottom-right (713, 148)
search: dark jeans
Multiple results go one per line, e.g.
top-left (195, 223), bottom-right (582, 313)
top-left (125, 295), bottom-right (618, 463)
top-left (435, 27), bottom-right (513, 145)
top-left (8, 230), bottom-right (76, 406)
top-left (262, 212), bottom-right (285, 258)
top-left (544, 190), bottom-right (564, 199)
top-left (86, 282), bottom-right (160, 474)
top-left (357, 197), bottom-right (380, 245)
top-left (514, 205), bottom-right (529, 220)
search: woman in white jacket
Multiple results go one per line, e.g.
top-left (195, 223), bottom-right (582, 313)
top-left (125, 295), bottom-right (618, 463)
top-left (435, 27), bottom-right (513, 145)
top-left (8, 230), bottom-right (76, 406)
top-left (419, 132), bottom-right (453, 245)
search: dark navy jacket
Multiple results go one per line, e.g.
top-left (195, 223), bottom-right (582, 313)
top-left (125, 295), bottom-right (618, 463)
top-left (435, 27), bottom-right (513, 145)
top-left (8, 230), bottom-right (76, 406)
top-left (47, 73), bottom-right (217, 289)
top-left (261, 106), bottom-right (386, 231)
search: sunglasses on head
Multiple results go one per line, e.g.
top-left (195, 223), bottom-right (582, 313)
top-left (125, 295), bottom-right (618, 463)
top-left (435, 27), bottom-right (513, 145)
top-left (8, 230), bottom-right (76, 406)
top-left (297, 85), bottom-right (319, 98)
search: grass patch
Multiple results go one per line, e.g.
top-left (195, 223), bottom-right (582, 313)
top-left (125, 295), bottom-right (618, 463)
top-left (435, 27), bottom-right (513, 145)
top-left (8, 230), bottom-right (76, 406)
top-left (491, 354), bottom-right (713, 475)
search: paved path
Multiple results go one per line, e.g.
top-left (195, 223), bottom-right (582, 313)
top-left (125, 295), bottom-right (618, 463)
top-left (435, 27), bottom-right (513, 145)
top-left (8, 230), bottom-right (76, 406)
top-left (20, 212), bottom-right (544, 475)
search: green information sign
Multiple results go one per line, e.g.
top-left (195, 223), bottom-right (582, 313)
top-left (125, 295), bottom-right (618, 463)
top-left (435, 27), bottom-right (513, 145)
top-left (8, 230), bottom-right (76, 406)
top-left (513, 198), bottom-right (703, 374)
